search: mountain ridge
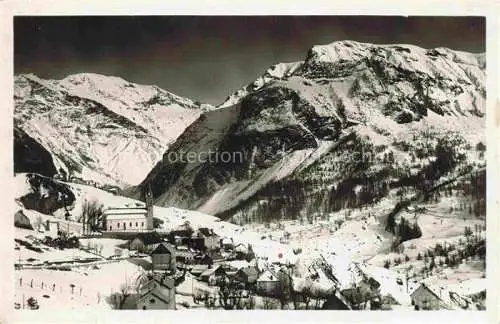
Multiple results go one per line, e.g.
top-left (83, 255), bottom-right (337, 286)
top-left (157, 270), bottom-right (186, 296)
top-left (14, 72), bottom-right (213, 188)
top-left (132, 40), bottom-right (485, 223)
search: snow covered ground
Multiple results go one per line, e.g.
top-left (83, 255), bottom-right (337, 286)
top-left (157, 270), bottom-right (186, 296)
top-left (14, 172), bottom-right (486, 310)
top-left (14, 260), bottom-right (143, 310)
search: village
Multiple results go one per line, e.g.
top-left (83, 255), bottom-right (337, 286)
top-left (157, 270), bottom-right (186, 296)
top-left (13, 180), bottom-right (487, 311)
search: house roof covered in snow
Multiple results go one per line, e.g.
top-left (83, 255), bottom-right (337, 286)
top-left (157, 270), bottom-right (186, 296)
top-left (195, 227), bottom-right (218, 237)
top-left (176, 249), bottom-right (194, 258)
top-left (257, 268), bottom-right (279, 282)
top-left (103, 208), bottom-right (147, 219)
top-left (191, 264), bottom-right (209, 274)
top-left (200, 265), bottom-right (224, 278)
top-left (410, 282), bottom-right (471, 310)
top-left (234, 243), bottom-right (248, 253)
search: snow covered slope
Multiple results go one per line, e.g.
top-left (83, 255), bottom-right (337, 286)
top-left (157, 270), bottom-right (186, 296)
top-left (14, 73), bottom-right (211, 187)
top-left (133, 40), bottom-right (486, 221)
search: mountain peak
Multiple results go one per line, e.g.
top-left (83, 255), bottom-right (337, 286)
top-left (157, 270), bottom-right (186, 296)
top-left (14, 72), bottom-right (206, 187)
top-left (60, 72), bottom-right (129, 87)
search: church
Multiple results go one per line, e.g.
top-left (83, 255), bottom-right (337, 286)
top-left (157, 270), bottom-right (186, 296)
top-left (104, 188), bottom-right (154, 233)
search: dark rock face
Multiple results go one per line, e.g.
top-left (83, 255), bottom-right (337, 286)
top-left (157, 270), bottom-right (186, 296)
top-left (14, 126), bottom-right (57, 177)
top-left (136, 84), bottom-right (345, 208)
top-left (132, 41), bottom-right (485, 222)
top-left (18, 173), bottom-right (75, 215)
top-left (14, 73), bottom-right (204, 187)
top-left (14, 210), bottom-right (33, 230)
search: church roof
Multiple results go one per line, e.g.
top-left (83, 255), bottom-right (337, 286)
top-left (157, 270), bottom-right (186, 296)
top-left (104, 207), bottom-right (148, 220)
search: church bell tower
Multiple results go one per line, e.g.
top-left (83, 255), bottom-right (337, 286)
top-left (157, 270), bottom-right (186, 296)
top-left (145, 184), bottom-right (154, 231)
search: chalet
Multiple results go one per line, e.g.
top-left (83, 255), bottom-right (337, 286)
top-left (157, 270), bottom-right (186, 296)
top-left (233, 243), bottom-right (249, 260)
top-left (194, 253), bottom-right (214, 266)
top-left (234, 243), bottom-right (248, 254)
top-left (210, 251), bottom-right (226, 264)
top-left (168, 222), bottom-right (194, 244)
top-left (341, 283), bottom-right (379, 309)
top-left (256, 268), bottom-right (280, 294)
top-left (200, 265), bottom-right (227, 286)
top-left (191, 228), bottom-right (220, 251)
top-left (410, 282), bottom-right (471, 310)
top-left (104, 189), bottom-right (154, 233)
top-left (175, 246), bottom-right (195, 264)
top-left (151, 243), bottom-right (176, 272)
top-left (137, 275), bottom-right (175, 310)
top-left (221, 237), bottom-right (234, 251)
top-left (129, 232), bottom-right (164, 253)
top-left (233, 266), bottom-right (259, 286)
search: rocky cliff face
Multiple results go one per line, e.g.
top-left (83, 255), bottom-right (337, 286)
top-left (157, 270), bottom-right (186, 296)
top-left (133, 41), bottom-right (485, 223)
top-left (14, 73), bottom-right (211, 187)
top-left (14, 126), bottom-right (58, 177)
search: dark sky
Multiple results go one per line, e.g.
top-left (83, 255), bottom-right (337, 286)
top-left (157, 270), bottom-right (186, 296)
top-left (14, 16), bottom-right (485, 105)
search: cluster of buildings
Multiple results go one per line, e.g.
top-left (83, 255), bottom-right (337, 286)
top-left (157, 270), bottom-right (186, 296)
top-left (99, 191), bottom-right (483, 310)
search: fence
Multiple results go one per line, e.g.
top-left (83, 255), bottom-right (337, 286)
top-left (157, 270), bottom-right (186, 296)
top-left (15, 276), bottom-right (106, 309)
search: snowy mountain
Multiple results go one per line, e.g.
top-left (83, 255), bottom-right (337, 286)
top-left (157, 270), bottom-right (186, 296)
top-left (132, 41), bottom-right (486, 225)
top-left (219, 61), bottom-right (303, 108)
top-left (14, 73), bottom-right (211, 187)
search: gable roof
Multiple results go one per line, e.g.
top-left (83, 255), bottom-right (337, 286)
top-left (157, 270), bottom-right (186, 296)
top-left (200, 265), bottom-right (224, 278)
top-left (411, 283), bottom-right (471, 310)
top-left (138, 289), bottom-right (172, 305)
top-left (236, 267), bottom-right (259, 283)
top-left (151, 243), bottom-right (175, 256)
top-left (197, 227), bottom-right (217, 237)
top-left (257, 268), bottom-right (279, 282)
top-left (191, 264), bottom-right (209, 274)
top-left (103, 208), bottom-right (147, 219)
top-left (142, 276), bottom-right (175, 291)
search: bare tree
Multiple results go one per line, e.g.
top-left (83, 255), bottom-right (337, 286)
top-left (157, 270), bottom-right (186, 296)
top-left (218, 279), bottom-right (245, 310)
top-left (117, 283), bottom-right (131, 309)
top-left (81, 200), bottom-right (104, 233)
top-left (301, 284), bottom-right (313, 310)
top-left (275, 269), bottom-right (293, 309)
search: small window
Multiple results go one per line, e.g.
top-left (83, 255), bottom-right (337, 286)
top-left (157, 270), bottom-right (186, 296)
top-left (142, 306), bottom-right (146, 310)
top-left (136, 222), bottom-right (138, 227)
top-left (130, 222), bottom-right (132, 227)
top-left (149, 298), bottom-right (156, 304)
top-left (117, 223), bottom-right (120, 228)
top-left (109, 225), bottom-right (112, 230)
top-left (142, 222), bottom-right (144, 227)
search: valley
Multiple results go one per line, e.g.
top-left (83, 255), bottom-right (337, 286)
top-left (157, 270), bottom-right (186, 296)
top-left (13, 40), bottom-right (487, 311)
